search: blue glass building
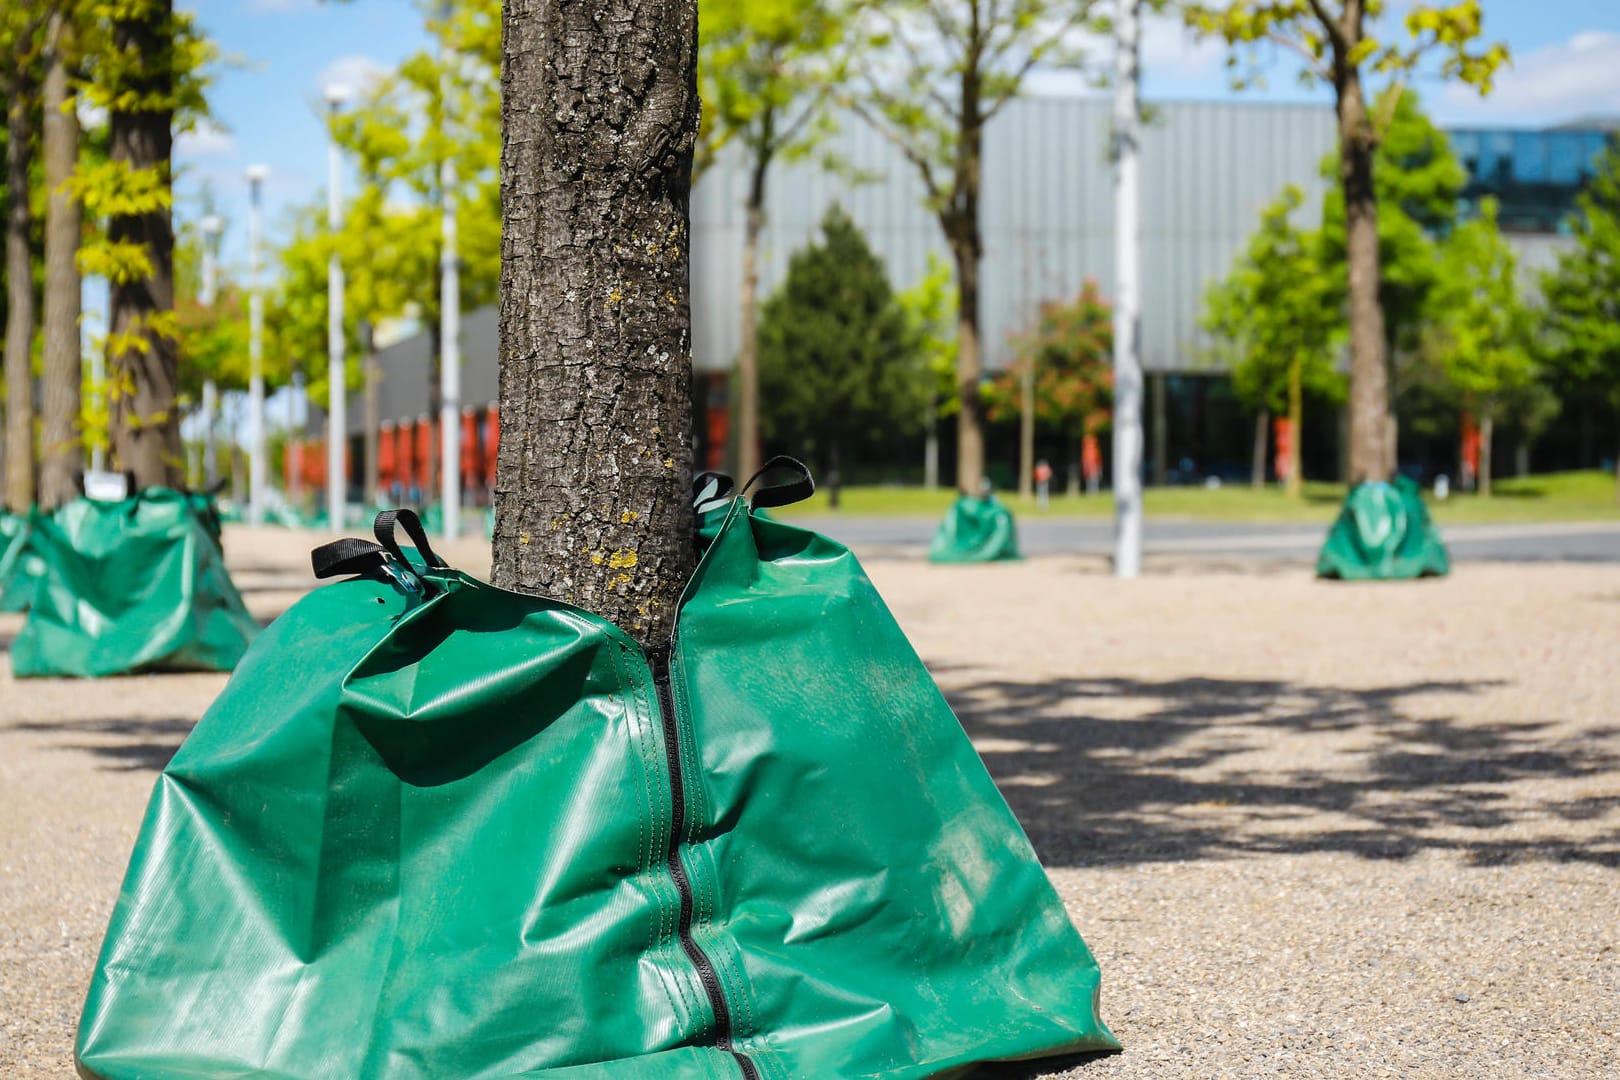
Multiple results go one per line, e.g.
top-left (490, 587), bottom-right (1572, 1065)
top-left (1448, 127), bottom-right (1612, 233)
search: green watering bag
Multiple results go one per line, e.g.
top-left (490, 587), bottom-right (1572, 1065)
top-left (76, 462), bottom-right (1117, 1079)
top-left (11, 488), bottom-right (258, 678)
top-left (929, 493), bottom-right (1022, 563)
top-left (1316, 477), bottom-right (1450, 581)
top-left (0, 508), bottom-right (45, 612)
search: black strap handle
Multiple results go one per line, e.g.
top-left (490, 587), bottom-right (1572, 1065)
top-left (373, 508), bottom-right (448, 569)
top-left (693, 470), bottom-right (735, 512)
top-left (311, 537), bottom-right (389, 580)
top-left (740, 456), bottom-right (815, 510)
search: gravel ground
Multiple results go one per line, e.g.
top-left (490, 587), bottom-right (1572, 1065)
top-left (2, 525), bottom-right (1616, 1078)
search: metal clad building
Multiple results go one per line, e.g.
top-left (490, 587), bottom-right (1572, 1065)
top-left (691, 96), bottom-right (1337, 375)
top-left (352, 95), bottom-right (1338, 438)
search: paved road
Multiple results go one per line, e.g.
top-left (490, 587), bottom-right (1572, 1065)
top-left (796, 516), bottom-right (1620, 562)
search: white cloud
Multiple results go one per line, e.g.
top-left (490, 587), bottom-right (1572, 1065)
top-left (175, 119), bottom-right (236, 160)
top-left (1438, 30), bottom-right (1620, 123)
top-left (314, 54), bottom-right (390, 99)
top-left (1139, 13), bottom-right (1227, 82)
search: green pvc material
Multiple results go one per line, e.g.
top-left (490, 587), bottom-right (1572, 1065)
top-left (0, 508), bottom-right (44, 612)
top-left (10, 489), bottom-right (259, 678)
top-left (76, 493), bottom-right (1116, 1079)
top-left (929, 493), bottom-right (1022, 563)
top-left (1316, 477), bottom-right (1451, 580)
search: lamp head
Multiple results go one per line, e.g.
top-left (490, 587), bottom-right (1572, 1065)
top-left (323, 83), bottom-right (353, 108)
top-left (244, 163), bottom-right (270, 185)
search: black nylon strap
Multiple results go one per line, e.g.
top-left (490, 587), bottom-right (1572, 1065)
top-left (373, 508), bottom-right (448, 569)
top-left (739, 456), bottom-right (815, 510)
top-left (311, 537), bottom-right (390, 580)
top-left (693, 471), bottom-right (735, 512)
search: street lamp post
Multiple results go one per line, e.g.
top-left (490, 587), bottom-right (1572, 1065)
top-left (245, 164), bottom-right (269, 526)
top-left (325, 83), bottom-right (352, 530)
top-left (439, 27), bottom-right (461, 542)
top-left (199, 214), bottom-right (224, 488)
top-left (1112, 0), bottom-right (1143, 579)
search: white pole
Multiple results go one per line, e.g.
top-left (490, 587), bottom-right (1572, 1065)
top-left (325, 85), bottom-right (351, 529)
top-left (246, 164), bottom-right (268, 526)
top-left (439, 24), bottom-right (461, 543)
top-left (1111, 0), bottom-right (1143, 579)
top-left (199, 214), bottom-right (222, 488)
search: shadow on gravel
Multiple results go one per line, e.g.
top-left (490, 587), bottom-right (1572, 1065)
top-left (939, 670), bottom-right (1620, 871)
top-left (13, 716), bottom-right (194, 771)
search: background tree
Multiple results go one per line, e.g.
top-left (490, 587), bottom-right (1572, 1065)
top-left (1202, 185), bottom-right (1342, 496)
top-left (700, 0), bottom-right (842, 483)
top-left (986, 278), bottom-right (1113, 492)
top-left (1421, 198), bottom-right (1532, 497)
top-left (1542, 140), bottom-right (1620, 502)
top-left (895, 252), bottom-right (957, 489)
top-left (757, 207), bottom-right (924, 507)
top-left (39, 5), bottom-right (83, 509)
top-left (1186, 0), bottom-right (1507, 484)
top-left (1, 9), bottom-right (43, 512)
top-left (495, 0), bottom-right (699, 642)
top-left (331, 2), bottom-right (500, 501)
top-left (75, 0), bottom-right (211, 488)
top-left (846, 0), bottom-right (1098, 495)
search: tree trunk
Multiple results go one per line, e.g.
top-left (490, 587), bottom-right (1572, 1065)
top-left (426, 319), bottom-right (441, 504)
top-left (1478, 410), bottom-right (1493, 498)
top-left (4, 78), bottom-right (36, 513)
top-left (1334, 19), bottom-right (1390, 485)
top-left (950, 234), bottom-right (983, 494)
top-left (39, 10), bottom-right (81, 511)
top-left (362, 320), bottom-right (380, 505)
top-left (826, 437), bottom-right (840, 510)
top-left (737, 121), bottom-right (771, 484)
top-left (1250, 407), bottom-right (1267, 489)
top-left (1151, 371), bottom-right (1167, 487)
top-left (494, 0), bottom-right (699, 644)
top-left (1286, 354), bottom-right (1303, 499)
top-left (107, 0), bottom-right (180, 489)
top-left (1514, 438), bottom-right (1529, 478)
top-left (923, 392), bottom-right (938, 490)
top-left (1017, 359), bottom-right (1034, 499)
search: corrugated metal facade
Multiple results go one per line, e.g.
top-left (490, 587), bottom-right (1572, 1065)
top-left (350, 95), bottom-right (1338, 433)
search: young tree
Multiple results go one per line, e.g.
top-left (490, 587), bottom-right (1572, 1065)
top-left (756, 206), bottom-right (924, 507)
top-left (1202, 186), bottom-right (1341, 496)
top-left (39, 6), bottom-right (82, 509)
top-left (985, 278), bottom-right (1113, 492)
top-left (1186, 1), bottom-right (1507, 484)
top-left (495, 0), bottom-right (699, 643)
top-left (895, 253), bottom-right (957, 489)
top-left (700, 0), bottom-right (842, 483)
top-left (1542, 141), bottom-right (1620, 502)
top-left (1423, 198), bottom-right (1532, 497)
top-left (1, 10), bottom-right (43, 512)
top-left (846, 0), bottom-right (1098, 495)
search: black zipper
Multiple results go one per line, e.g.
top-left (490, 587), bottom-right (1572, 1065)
top-left (647, 640), bottom-right (759, 1080)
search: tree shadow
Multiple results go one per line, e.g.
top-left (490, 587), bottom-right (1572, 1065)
top-left (13, 716), bottom-right (194, 771)
top-left (939, 671), bottom-right (1620, 870)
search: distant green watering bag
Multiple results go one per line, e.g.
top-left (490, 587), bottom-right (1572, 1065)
top-left (930, 492), bottom-right (1022, 563)
top-left (11, 488), bottom-right (257, 678)
top-left (1317, 476), bottom-right (1450, 581)
top-left (0, 508), bottom-right (44, 612)
top-left (76, 460), bottom-right (1117, 1079)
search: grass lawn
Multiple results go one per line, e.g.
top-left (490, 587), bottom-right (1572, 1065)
top-left (780, 470), bottom-right (1620, 525)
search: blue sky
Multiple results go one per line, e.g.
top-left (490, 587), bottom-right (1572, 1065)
top-left (177, 0), bottom-right (1620, 277)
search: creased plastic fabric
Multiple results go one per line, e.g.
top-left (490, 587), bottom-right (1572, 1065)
top-left (10, 489), bottom-right (258, 677)
top-left (1316, 477), bottom-right (1450, 580)
top-left (929, 494), bottom-right (1022, 563)
top-left (0, 508), bottom-right (44, 612)
top-left (76, 501), bottom-right (1116, 1079)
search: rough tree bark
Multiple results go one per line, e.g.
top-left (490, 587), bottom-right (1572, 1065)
top-left (3, 73), bottom-right (37, 513)
top-left (107, 0), bottom-right (181, 488)
top-left (494, 0), bottom-right (699, 644)
top-left (40, 9), bottom-right (82, 510)
top-left (1333, 0), bottom-right (1390, 485)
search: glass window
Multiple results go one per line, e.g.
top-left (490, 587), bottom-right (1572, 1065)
top-left (1547, 133), bottom-right (1583, 184)
top-left (1512, 131), bottom-right (1548, 182)
top-left (1480, 132), bottom-right (1515, 184)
